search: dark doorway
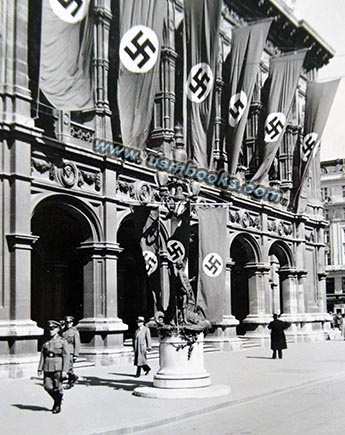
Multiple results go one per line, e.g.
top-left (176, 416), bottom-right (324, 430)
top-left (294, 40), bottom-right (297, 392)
top-left (117, 217), bottom-right (154, 338)
top-left (231, 237), bottom-right (251, 335)
top-left (31, 200), bottom-right (90, 339)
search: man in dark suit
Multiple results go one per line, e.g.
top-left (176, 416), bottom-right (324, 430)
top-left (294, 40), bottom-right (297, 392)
top-left (268, 313), bottom-right (291, 359)
top-left (133, 316), bottom-right (152, 377)
top-left (37, 320), bottom-right (69, 414)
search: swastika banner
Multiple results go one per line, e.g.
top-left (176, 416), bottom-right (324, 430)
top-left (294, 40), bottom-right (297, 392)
top-left (197, 207), bottom-right (228, 323)
top-left (184, 0), bottom-right (222, 168)
top-left (291, 79), bottom-right (340, 214)
top-left (225, 19), bottom-right (272, 176)
top-left (118, 0), bottom-right (164, 149)
top-left (251, 50), bottom-right (307, 184)
top-left (40, 0), bottom-right (93, 110)
top-left (132, 206), bottom-right (162, 311)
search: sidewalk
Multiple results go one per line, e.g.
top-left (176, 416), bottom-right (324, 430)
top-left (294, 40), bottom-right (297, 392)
top-left (3, 339), bottom-right (345, 435)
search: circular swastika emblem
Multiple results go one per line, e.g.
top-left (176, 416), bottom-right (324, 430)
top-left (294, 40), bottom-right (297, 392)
top-left (229, 91), bottom-right (248, 127)
top-left (167, 240), bottom-right (185, 263)
top-left (186, 63), bottom-right (214, 103)
top-left (202, 253), bottom-right (223, 277)
top-left (50, 0), bottom-right (90, 24)
top-left (143, 251), bottom-right (158, 276)
top-left (302, 132), bottom-right (318, 162)
top-left (120, 25), bottom-right (159, 73)
top-left (264, 112), bottom-right (286, 143)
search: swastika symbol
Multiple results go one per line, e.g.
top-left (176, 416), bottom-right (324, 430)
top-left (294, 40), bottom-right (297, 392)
top-left (189, 68), bottom-right (211, 98)
top-left (186, 63), bottom-right (214, 103)
top-left (167, 240), bottom-right (185, 263)
top-left (120, 25), bottom-right (159, 73)
top-left (264, 112), bottom-right (286, 143)
top-left (302, 132), bottom-right (318, 162)
top-left (143, 251), bottom-right (158, 276)
top-left (50, 0), bottom-right (89, 23)
top-left (202, 253), bottom-right (223, 277)
top-left (229, 91), bottom-right (248, 127)
top-left (57, 0), bottom-right (82, 16)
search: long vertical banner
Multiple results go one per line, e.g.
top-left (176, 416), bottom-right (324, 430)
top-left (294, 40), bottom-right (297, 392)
top-left (184, 0), bottom-right (222, 168)
top-left (292, 79), bottom-right (340, 213)
top-left (251, 50), bottom-right (307, 184)
top-left (118, 0), bottom-right (164, 148)
top-left (197, 207), bottom-right (227, 323)
top-left (132, 206), bottom-right (161, 311)
top-left (225, 19), bottom-right (272, 176)
top-left (40, 0), bottom-right (93, 111)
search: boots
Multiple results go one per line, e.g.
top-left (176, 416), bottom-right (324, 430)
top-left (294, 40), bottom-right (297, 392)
top-left (52, 392), bottom-right (63, 414)
top-left (65, 373), bottom-right (78, 389)
top-left (135, 367), bottom-right (141, 378)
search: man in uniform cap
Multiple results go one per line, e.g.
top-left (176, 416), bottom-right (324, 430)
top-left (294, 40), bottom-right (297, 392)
top-left (37, 320), bottom-right (69, 414)
top-left (133, 316), bottom-right (152, 377)
top-left (62, 315), bottom-right (81, 389)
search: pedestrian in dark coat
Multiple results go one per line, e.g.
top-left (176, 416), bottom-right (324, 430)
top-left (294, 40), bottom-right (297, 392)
top-left (268, 314), bottom-right (291, 359)
top-left (37, 320), bottom-right (69, 413)
top-left (133, 316), bottom-right (152, 377)
top-left (62, 315), bottom-right (81, 389)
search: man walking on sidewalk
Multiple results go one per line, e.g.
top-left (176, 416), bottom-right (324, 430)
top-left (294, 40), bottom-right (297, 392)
top-left (37, 320), bottom-right (69, 414)
top-left (62, 315), bottom-right (81, 389)
top-left (268, 314), bottom-right (291, 359)
top-left (133, 316), bottom-right (152, 377)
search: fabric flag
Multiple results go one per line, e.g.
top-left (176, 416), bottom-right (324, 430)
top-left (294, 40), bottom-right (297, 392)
top-left (292, 79), bottom-right (340, 213)
top-left (165, 203), bottom-right (191, 323)
top-left (40, 0), bottom-right (93, 111)
top-left (197, 207), bottom-right (227, 323)
top-left (118, 0), bottom-right (164, 148)
top-left (184, 0), bottom-right (222, 168)
top-left (251, 50), bottom-right (307, 184)
top-left (132, 206), bottom-right (162, 311)
top-left (225, 19), bottom-right (272, 176)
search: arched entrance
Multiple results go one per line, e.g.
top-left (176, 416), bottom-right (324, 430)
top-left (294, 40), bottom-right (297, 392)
top-left (31, 196), bottom-right (97, 331)
top-left (230, 234), bottom-right (261, 334)
top-left (268, 241), bottom-right (294, 315)
top-left (117, 215), bottom-right (154, 337)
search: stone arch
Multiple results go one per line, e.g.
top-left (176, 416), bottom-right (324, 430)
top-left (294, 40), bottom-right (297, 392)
top-left (31, 195), bottom-right (102, 331)
top-left (116, 209), bottom-right (169, 335)
top-left (230, 233), bottom-right (262, 333)
top-left (268, 241), bottom-right (296, 315)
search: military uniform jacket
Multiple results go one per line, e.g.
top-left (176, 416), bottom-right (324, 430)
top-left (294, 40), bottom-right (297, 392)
top-left (38, 336), bottom-right (70, 373)
top-left (62, 327), bottom-right (81, 356)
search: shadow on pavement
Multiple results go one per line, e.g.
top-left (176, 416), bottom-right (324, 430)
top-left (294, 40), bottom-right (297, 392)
top-left (77, 376), bottom-right (152, 391)
top-left (12, 404), bottom-right (50, 412)
top-left (110, 372), bottom-right (139, 377)
top-left (245, 356), bottom-right (273, 360)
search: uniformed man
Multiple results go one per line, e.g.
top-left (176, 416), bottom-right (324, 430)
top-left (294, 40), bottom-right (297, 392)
top-left (62, 315), bottom-right (81, 389)
top-left (37, 320), bottom-right (69, 414)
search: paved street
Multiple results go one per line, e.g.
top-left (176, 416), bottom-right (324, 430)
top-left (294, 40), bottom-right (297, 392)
top-left (3, 339), bottom-right (345, 435)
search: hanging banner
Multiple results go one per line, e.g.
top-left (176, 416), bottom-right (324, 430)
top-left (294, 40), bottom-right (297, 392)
top-left (251, 50), bottom-right (307, 184)
top-left (184, 0), bottom-right (222, 168)
top-left (40, 0), bottom-right (93, 111)
top-left (132, 206), bottom-right (162, 311)
top-left (292, 79), bottom-right (340, 213)
top-left (118, 0), bottom-right (164, 148)
top-left (197, 207), bottom-right (227, 323)
top-left (225, 19), bottom-right (272, 176)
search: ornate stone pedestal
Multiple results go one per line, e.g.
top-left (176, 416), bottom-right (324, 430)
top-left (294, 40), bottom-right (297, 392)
top-left (134, 332), bottom-right (231, 399)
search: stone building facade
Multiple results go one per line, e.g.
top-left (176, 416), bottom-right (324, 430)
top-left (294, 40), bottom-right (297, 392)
top-left (0, 0), bottom-right (334, 377)
top-left (321, 159), bottom-right (345, 313)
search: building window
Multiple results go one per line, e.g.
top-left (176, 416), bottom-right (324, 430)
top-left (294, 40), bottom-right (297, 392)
top-left (321, 187), bottom-right (328, 201)
top-left (325, 209), bottom-right (329, 220)
top-left (326, 278), bottom-right (335, 294)
top-left (325, 251), bottom-right (331, 265)
top-left (324, 230), bottom-right (329, 244)
top-left (342, 278), bottom-right (345, 292)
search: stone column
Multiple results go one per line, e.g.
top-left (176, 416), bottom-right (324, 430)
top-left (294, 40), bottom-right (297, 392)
top-left (279, 267), bottom-right (299, 316)
top-left (242, 263), bottom-right (272, 337)
top-left (0, 0), bottom-right (44, 378)
top-left (93, 0), bottom-right (113, 141)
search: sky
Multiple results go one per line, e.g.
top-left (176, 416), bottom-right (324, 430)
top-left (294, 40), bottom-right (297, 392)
top-left (294, 0), bottom-right (345, 161)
